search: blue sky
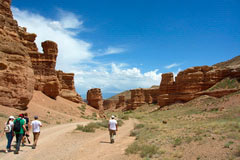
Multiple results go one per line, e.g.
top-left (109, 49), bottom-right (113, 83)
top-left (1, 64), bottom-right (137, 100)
top-left (12, 0), bottom-right (240, 98)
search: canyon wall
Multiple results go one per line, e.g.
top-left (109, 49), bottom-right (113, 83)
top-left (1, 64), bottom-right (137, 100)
top-left (0, 0), bottom-right (35, 109)
top-left (158, 65), bottom-right (240, 107)
top-left (0, 0), bottom-right (83, 109)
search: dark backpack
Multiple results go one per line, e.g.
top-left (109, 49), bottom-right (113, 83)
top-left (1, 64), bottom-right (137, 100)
top-left (13, 119), bottom-right (21, 132)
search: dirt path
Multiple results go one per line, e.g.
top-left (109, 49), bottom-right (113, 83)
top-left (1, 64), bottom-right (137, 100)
top-left (0, 119), bottom-right (139, 160)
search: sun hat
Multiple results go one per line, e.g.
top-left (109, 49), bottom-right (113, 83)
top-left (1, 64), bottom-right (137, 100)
top-left (111, 115), bottom-right (115, 119)
top-left (9, 116), bottom-right (15, 119)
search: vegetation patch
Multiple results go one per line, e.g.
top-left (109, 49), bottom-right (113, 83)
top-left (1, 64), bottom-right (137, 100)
top-left (0, 113), bottom-right (8, 118)
top-left (78, 104), bottom-right (86, 112)
top-left (122, 92), bottom-right (240, 159)
top-left (125, 143), bottom-right (158, 158)
top-left (208, 78), bottom-right (240, 91)
top-left (76, 119), bottom-right (124, 133)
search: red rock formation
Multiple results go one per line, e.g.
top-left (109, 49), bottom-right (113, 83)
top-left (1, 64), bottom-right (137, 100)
top-left (116, 96), bottom-right (126, 109)
top-left (0, 0), bottom-right (83, 106)
top-left (28, 40), bottom-right (60, 99)
top-left (57, 71), bottom-right (82, 103)
top-left (144, 88), bottom-right (159, 104)
top-left (87, 88), bottom-right (103, 110)
top-left (103, 100), bottom-right (117, 110)
top-left (128, 89), bottom-right (146, 109)
top-left (0, 0), bottom-right (35, 109)
top-left (158, 66), bottom-right (240, 107)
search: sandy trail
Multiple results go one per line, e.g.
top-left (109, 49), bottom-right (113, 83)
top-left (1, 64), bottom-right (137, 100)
top-left (0, 119), bottom-right (138, 160)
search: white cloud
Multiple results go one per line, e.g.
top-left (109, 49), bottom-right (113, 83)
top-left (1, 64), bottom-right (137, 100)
top-left (12, 7), bottom-right (92, 70)
top-left (74, 63), bottom-right (162, 97)
top-left (105, 47), bottom-right (125, 54)
top-left (12, 7), bottom-right (162, 98)
top-left (57, 9), bottom-right (83, 29)
top-left (95, 46), bottom-right (126, 57)
top-left (165, 63), bottom-right (181, 69)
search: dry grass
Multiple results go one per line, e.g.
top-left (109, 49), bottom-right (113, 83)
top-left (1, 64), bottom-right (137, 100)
top-left (118, 92), bottom-right (240, 159)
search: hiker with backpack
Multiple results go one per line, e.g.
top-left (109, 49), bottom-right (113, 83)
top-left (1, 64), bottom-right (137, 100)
top-left (108, 115), bottom-right (118, 144)
top-left (31, 115), bottom-right (42, 149)
top-left (2, 116), bottom-right (15, 153)
top-left (13, 114), bottom-right (28, 154)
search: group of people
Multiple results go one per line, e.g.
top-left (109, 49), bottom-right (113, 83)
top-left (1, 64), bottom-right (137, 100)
top-left (1, 113), bottom-right (42, 154)
top-left (1, 113), bottom-right (118, 154)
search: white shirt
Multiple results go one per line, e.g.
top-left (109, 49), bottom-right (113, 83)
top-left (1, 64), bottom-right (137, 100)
top-left (109, 119), bottom-right (117, 130)
top-left (31, 120), bottom-right (42, 133)
top-left (5, 121), bottom-right (14, 132)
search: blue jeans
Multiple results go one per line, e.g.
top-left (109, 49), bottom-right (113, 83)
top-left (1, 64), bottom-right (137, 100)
top-left (15, 134), bottom-right (23, 151)
top-left (6, 131), bottom-right (14, 149)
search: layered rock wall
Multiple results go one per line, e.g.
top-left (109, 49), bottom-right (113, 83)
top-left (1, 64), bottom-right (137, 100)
top-left (128, 89), bottom-right (146, 110)
top-left (158, 66), bottom-right (240, 107)
top-left (87, 88), bottom-right (103, 110)
top-left (29, 40), bottom-right (59, 99)
top-left (0, 0), bottom-right (35, 109)
top-left (103, 100), bottom-right (117, 110)
top-left (116, 96), bottom-right (126, 109)
top-left (57, 71), bottom-right (82, 103)
top-left (0, 0), bottom-right (83, 108)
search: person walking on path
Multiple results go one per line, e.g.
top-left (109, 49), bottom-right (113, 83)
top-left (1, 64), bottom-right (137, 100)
top-left (13, 114), bottom-right (27, 154)
top-left (31, 116), bottom-right (42, 149)
top-left (2, 116), bottom-right (15, 153)
top-left (108, 115), bottom-right (118, 144)
top-left (22, 113), bottom-right (30, 146)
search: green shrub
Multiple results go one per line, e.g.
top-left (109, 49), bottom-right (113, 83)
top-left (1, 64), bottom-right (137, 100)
top-left (96, 120), bottom-right (109, 128)
top-left (121, 115), bottom-right (129, 120)
top-left (135, 124), bottom-right (145, 129)
top-left (118, 119), bottom-right (124, 127)
top-left (125, 143), bottom-right (158, 158)
top-left (76, 124), bottom-right (95, 132)
top-left (0, 113), bottom-right (8, 118)
top-left (140, 144), bottom-right (158, 158)
top-left (78, 104), bottom-right (86, 112)
top-left (126, 143), bottom-right (141, 154)
top-left (173, 137), bottom-right (182, 147)
top-left (92, 112), bottom-right (97, 117)
top-left (224, 141), bottom-right (234, 148)
top-left (56, 121), bottom-right (61, 125)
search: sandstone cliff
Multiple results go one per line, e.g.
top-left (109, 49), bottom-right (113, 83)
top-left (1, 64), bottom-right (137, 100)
top-left (158, 65), bottom-right (240, 107)
top-left (57, 71), bottom-right (82, 103)
top-left (0, 0), bottom-right (83, 109)
top-left (0, 0), bottom-right (35, 109)
top-left (87, 88), bottom-right (103, 110)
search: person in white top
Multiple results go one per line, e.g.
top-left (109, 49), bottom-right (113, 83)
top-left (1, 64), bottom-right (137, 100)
top-left (108, 115), bottom-right (118, 143)
top-left (2, 116), bottom-right (15, 153)
top-left (31, 116), bottom-right (42, 149)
